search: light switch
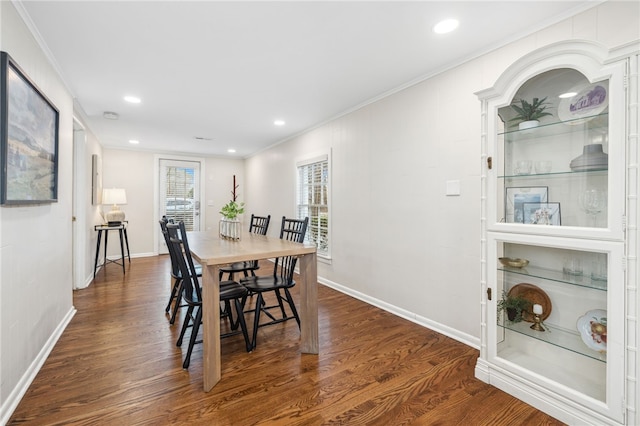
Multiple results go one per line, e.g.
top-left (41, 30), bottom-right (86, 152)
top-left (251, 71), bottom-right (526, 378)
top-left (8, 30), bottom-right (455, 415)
top-left (207, 200), bottom-right (214, 207)
top-left (446, 180), bottom-right (460, 196)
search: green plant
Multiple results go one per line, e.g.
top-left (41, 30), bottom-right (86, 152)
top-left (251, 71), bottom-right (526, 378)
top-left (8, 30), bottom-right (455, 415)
top-left (497, 291), bottom-right (532, 323)
top-left (509, 97), bottom-right (553, 124)
top-left (219, 200), bottom-right (245, 220)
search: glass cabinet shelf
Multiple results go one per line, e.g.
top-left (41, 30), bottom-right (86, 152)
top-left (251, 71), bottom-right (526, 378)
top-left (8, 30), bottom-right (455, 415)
top-left (499, 168), bottom-right (607, 180)
top-left (499, 113), bottom-right (608, 141)
top-left (498, 264), bottom-right (607, 291)
top-left (499, 320), bottom-right (606, 363)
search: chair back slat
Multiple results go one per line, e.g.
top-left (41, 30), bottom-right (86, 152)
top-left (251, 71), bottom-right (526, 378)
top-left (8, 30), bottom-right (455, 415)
top-left (166, 222), bottom-right (202, 304)
top-left (280, 216), bottom-right (308, 243)
top-left (249, 214), bottom-right (271, 235)
top-left (159, 216), bottom-right (181, 277)
top-left (273, 216), bottom-right (309, 282)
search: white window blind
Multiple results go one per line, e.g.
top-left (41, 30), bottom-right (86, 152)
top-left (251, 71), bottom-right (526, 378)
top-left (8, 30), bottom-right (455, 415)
top-left (163, 166), bottom-right (196, 230)
top-left (297, 155), bottom-right (329, 257)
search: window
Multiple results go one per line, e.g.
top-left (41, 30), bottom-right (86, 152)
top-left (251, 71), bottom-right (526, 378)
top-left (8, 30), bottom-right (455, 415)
top-left (297, 154), bottom-right (330, 258)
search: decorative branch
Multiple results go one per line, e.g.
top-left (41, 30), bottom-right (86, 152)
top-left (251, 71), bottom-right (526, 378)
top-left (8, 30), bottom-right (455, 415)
top-left (231, 175), bottom-right (239, 201)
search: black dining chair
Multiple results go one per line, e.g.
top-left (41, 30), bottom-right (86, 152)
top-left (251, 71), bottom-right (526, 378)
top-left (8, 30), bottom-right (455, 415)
top-left (219, 214), bottom-right (271, 281)
top-left (167, 222), bottom-right (252, 369)
top-left (159, 216), bottom-right (202, 325)
top-left (240, 216), bottom-right (308, 349)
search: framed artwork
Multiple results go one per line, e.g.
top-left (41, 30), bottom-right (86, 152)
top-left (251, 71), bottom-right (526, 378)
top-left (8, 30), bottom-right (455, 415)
top-left (92, 154), bottom-right (102, 205)
top-left (523, 202), bottom-right (561, 226)
top-left (0, 51), bottom-right (59, 205)
top-left (505, 186), bottom-right (548, 223)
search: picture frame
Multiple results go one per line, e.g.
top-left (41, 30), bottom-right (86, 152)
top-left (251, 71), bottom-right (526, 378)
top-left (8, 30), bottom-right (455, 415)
top-left (522, 202), bottom-right (561, 226)
top-left (0, 51), bottom-right (59, 205)
top-left (505, 186), bottom-right (548, 223)
top-left (92, 154), bottom-right (102, 205)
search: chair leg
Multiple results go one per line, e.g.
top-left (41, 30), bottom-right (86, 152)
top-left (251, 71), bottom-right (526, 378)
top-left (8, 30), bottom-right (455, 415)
top-left (283, 288), bottom-right (301, 328)
top-left (176, 305), bottom-right (193, 347)
top-left (183, 306), bottom-right (202, 369)
top-left (169, 279), bottom-right (184, 325)
top-left (274, 288), bottom-right (288, 319)
top-left (251, 293), bottom-right (264, 350)
top-left (233, 298), bottom-right (252, 352)
top-left (165, 277), bottom-right (180, 313)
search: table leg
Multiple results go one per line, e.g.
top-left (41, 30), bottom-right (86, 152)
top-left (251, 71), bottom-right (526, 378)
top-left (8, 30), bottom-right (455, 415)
top-left (93, 230), bottom-right (103, 278)
top-left (123, 228), bottom-right (131, 262)
top-left (299, 252), bottom-right (319, 354)
top-left (103, 230), bottom-right (109, 271)
top-left (202, 263), bottom-right (222, 392)
top-left (118, 228), bottom-right (125, 274)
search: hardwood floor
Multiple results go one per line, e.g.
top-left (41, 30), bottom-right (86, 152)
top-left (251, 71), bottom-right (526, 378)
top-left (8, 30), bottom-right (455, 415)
top-left (9, 256), bottom-right (563, 425)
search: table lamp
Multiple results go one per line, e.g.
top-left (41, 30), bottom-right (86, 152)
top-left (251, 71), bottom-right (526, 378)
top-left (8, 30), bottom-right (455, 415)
top-left (102, 188), bottom-right (127, 225)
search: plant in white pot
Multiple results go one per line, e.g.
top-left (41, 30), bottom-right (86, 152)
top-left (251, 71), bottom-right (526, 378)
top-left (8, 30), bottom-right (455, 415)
top-left (509, 97), bottom-right (553, 130)
top-left (219, 200), bottom-right (244, 239)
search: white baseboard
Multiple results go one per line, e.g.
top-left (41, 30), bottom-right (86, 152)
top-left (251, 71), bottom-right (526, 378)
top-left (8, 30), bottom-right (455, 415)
top-left (0, 306), bottom-right (76, 425)
top-left (318, 276), bottom-right (480, 350)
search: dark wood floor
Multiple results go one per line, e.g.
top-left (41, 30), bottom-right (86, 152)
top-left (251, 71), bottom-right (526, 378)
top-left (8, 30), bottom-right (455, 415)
top-left (9, 256), bottom-right (563, 425)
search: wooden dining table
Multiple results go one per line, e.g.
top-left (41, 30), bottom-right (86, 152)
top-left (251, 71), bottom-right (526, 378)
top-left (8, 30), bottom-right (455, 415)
top-left (187, 230), bottom-right (318, 391)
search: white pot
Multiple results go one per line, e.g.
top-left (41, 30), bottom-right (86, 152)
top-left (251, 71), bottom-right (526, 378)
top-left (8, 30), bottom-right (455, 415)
top-left (518, 120), bottom-right (539, 130)
top-left (219, 218), bottom-right (241, 240)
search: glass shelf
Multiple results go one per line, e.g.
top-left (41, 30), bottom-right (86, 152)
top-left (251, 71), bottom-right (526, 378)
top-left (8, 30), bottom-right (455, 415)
top-left (499, 320), bottom-right (607, 363)
top-left (498, 264), bottom-right (607, 291)
top-left (499, 169), bottom-right (607, 180)
top-left (499, 113), bottom-right (608, 141)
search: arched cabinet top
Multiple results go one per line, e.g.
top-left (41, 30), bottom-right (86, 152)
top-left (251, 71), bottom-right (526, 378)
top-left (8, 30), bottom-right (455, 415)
top-left (476, 40), bottom-right (613, 102)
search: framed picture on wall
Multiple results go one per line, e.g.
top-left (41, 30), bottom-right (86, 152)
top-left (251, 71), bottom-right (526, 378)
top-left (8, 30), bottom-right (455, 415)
top-left (0, 51), bottom-right (59, 205)
top-left (505, 186), bottom-right (548, 223)
top-left (92, 154), bottom-right (102, 205)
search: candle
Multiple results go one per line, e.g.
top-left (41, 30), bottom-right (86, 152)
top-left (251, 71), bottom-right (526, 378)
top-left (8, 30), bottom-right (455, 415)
top-left (533, 304), bottom-right (543, 315)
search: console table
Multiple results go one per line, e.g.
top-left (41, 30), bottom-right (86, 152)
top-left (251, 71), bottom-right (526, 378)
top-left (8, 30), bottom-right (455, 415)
top-left (93, 222), bottom-right (130, 277)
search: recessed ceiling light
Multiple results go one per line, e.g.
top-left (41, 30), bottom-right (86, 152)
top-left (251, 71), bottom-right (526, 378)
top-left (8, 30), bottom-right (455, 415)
top-left (129, 139), bottom-right (139, 144)
top-left (124, 95), bottom-right (141, 104)
top-left (227, 149), bottom-right (236, 153)
top-left (559, 92), bottom-right (577, 99)
top-left (433, 18), bottom-right (459, 34)
top-left (274, 120), bottom-right (285, 126)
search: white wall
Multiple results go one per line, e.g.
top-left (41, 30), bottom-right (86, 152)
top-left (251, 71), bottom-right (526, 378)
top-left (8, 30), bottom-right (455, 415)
top-left (245, 0), bottom-right (640, 346)
top-left (0, 2), bottom-right (75, 422)
top-left (101, 149), bottom-right (245, 256)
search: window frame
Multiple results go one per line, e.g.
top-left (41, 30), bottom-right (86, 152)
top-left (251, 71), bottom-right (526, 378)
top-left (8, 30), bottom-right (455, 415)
top-left (296, 152), bottom-right (331, 261)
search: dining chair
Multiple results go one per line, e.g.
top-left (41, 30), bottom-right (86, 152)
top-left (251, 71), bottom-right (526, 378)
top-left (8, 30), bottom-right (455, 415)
top-left (159, 216), bottom-right (202, 325)
top-left (219, 214), bottom-right (271, 281)
top-left (240, 216), bottom-right (309, 349)
top-left (167, 222), bottom-right (252, 369)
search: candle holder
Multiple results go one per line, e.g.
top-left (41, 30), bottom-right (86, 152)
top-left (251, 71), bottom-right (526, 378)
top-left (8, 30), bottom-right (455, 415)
top-left (530, 313), bottom-right (546, 332)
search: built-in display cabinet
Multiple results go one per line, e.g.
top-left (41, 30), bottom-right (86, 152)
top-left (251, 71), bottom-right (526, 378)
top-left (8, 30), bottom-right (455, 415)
top-left (477, 41), bottom-right (639, 425)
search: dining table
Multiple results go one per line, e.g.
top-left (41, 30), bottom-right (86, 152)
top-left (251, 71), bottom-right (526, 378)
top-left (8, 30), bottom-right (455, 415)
top-left (187, 230), bottom-right (318, 391)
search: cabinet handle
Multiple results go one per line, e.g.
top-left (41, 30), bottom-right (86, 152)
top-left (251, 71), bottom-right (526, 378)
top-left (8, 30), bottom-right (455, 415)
top-left (487, 156), bottom-right (492, 170)
top-left (487, 288), bottom-right (492, 301)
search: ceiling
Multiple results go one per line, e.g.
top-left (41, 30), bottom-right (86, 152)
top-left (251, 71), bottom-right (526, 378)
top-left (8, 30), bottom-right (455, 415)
top-left (17, 1), bottom-right (600, 158)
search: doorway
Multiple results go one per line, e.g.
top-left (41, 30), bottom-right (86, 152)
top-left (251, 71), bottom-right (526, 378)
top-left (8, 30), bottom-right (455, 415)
top-left (158, 158), bottom-right (202, 254)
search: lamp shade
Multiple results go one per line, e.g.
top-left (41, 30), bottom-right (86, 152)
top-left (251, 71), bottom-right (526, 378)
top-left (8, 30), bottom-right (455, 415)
top-left (102, 188), bottom-right (127, 205)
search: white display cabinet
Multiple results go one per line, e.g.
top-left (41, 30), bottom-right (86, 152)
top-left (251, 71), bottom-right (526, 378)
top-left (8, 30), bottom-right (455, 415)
top-left (476, 41), bottom-right (638, 425)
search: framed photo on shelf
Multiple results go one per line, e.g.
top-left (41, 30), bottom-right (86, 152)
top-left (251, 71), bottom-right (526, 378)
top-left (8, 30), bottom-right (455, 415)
top-left (505, 186), bottom-right (548, 223)
top-left (0, 51), bottom-right (59, 205)
top-left (522, 202), bottom-right (561, 225)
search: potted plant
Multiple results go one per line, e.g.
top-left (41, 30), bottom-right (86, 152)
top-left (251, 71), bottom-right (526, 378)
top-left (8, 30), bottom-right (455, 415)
top-left (497, 291), bottom-right (532, 323)
top-left (219, 200), bottom-right (245, 239)
top-left (509, 97), bottom-right (553, 130)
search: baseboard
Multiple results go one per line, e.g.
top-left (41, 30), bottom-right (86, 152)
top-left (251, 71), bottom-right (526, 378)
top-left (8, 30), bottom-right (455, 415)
top-left (0, 306), bottom-right (76, 425)
top-left (318, 276), bottom-right (480, 350)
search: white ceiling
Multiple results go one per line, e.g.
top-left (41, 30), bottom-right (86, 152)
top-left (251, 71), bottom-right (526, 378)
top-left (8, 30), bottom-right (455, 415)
top-left (17, 1), bottom-right (600, 158)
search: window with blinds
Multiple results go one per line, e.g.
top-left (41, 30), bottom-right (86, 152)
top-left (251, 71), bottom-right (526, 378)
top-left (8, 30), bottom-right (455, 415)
top-left (296, 155), bottom-right (330, 258)
top-left (164, 166), bottom-right (196, 230)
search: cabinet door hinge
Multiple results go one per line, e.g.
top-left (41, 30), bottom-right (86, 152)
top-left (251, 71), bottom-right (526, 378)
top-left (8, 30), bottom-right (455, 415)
top-left (622, 257), bottom-right (627, 271)
top-left (622, 215), bottom-right (627, 231)
top-left (487, 288), bottom-right (492, 301)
